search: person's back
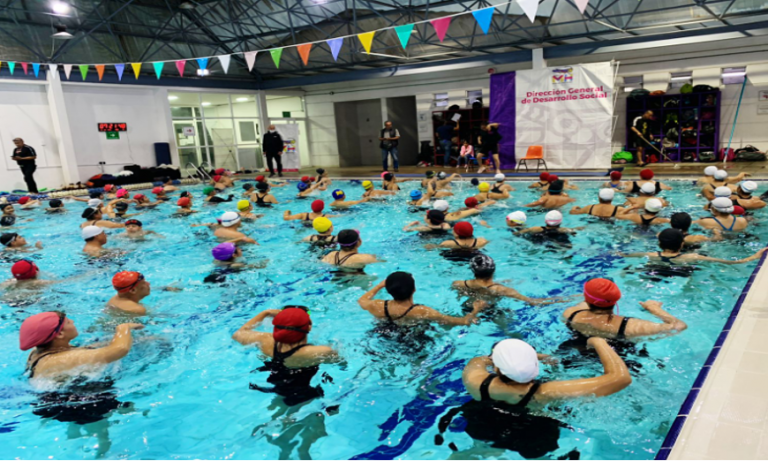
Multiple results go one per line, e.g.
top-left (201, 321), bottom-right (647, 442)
top-left (695, 198), bottom-right (748, 233)
top-left (321, 229), bottom-right (378, 269)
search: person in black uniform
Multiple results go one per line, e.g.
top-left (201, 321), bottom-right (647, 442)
top-left (630, 110), bottom-right (654, 167)
top-left (262, 125), bottom-right (284, 178)
top-left (12, 138), bottom-right (39, 193)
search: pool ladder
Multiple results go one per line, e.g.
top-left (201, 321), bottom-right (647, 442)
top-left (185, 162), bottom-right (212, 181)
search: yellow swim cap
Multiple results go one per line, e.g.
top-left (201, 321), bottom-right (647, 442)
top-left (237, 200), bottom-right (250, 211)
top-left (478, 182), bottom-right (490, 192)
top-left (313, 217), bottom-right (333, 233)
top-left (362, 180), bottom-right (373, 190)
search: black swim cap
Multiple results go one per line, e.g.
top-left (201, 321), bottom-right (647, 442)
top-left (180, 191), bottom-right (191, 198)
top-left (0, 232), bottom-right (18, 247)
top-left (470, 178), bottom-right (480, 186)
top-left (427, 209), bottom-right (445, 224)
top-left (548, 180), bottom-right (564, 194)
top-left (658, 228), bottom-right (685, 251)
top-left (316, 168), bottom-right (325, 175)
top-left (82, 207), bottom-right (98, 219)
top-left (256, 182), bottom-right (269, 192)
top-left (426, 171), bottom-right (435, 178)
top-left (337, 229), bottom-right (360, 248)
top-left (49, 199), bottom-right (63, 208)
top-left (242, 183), bottom-right (254, 191)
top-left (115, 202), bottom-right (129, 212)
top-left (670, 212), bottom-right (692, 232)
top-left (386, 271), bottom-right (416, 301)
top-left (89, 192), bottom-right (102, 199)
top-left (383, 173), bottom-right (393, 181)
top-left (125, 219), bottom-right (142, 227)
top-left (0, 216), bottom-right (15, 227)
top-left (470, 254), bottom-right (496, 278)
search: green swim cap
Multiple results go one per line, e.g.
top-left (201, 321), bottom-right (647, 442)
top-left (203, 186), bottom-right (215, 195)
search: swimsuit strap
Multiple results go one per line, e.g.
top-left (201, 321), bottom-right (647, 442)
top-left (727, 216), bottom-right (737, 231)
top-left (640, 215), bottom-right (656, 225)
top-left (479, 373), bottom-right (497, 402)
top-left (337, 252), bottom-right (356, 265)
top-left (303, 213), bottom-right (311, 221)
top-left (464, 280), bottom-right (471, 288)
top-left (588, 205), bottom-right (595, 215)
top-left (611, 206), bottom-right (619, 217)
top-left (272, 343), bottom-right (309, 363)
top-left (517, 381), bottom-right (541, 408)
top-left (472, 238), bottom-right (477, 248)
top-left (26, 351), bottom-right (63, 378)
top-left (617, 317), bottom-right (631, 339)
top-left (631, 182), bottom-right (640, 194)
top-left (566, 309), bottom-right (590, 324)
top-left (487, 283), bottom-right (503, 289)
top-left (655, 182), bottom-right (662, 194)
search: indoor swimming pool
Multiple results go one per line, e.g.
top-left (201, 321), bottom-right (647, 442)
top-left (0, 178), bottom-right (764, 460)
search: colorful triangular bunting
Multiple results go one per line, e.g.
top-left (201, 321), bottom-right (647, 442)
top-left (472, 7), bottom-right (495, 34)
top-left (78, 64), bottom-right (88, 81)
top-left (175, 60), bottom-right (186, 76)
top-left (245, 51), bottom-right (258, 71)
top-left (62, 64), bottom-right (71, 79)
top-left (430, 17), bottom-right (451, 42)
top-left (95, 64), bottom-right (105, 81)
top-left (115, 64), bottom-right (125, 81)
top-left (574, 0), bottom-right (589, 14)
top-left (357, 31), bottom-right (375, 54)
top-left (7, 62), bottom-right (14, 75)
top-left (327, 38), bottom-right (343, 61)
top-left (297, 43), bottom-right (312, 66)
top-left (518, 0), bottom-right (539, 22)
top-left (32, 63), bottom-right (40, 78)
top-left (21, 62), bottom-right (28, 74)
top-left (48, 64), bottom-right (58, 74)
top-left (218, 55), bottom-right (231, 74)
top-left (153, 62), bottom-right (164, 79)
top-left (394, 24), bottom-right (414, 50)
top-left (270, 48), bottom-right (282, 68)
top-left (131, 63), bottom-right (141, 79)
top-left (197, 57), bottom-right (209, 70)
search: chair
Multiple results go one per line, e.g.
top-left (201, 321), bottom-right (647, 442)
top-left (516, 145), bottom-right (548, 172)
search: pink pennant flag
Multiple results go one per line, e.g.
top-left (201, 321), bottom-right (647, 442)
top-left (175, 60), bottom-right (186, 76)
top-left (21, 62), bottom-right (29, 74)
top-left (244, 51), bottom-right (258, 71)
top-left (430, 17), bottom-right (452, 42)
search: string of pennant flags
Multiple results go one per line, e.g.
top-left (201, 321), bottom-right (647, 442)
top-left (0, 0), bottom-right (590, 81)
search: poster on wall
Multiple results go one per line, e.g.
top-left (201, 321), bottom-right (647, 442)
top-left (274, 124), bottom-right (301, 172)
top-left (514, 62), bottom-right (615, 169)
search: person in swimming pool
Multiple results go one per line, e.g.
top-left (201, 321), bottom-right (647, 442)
top-left (433, 222), bottom-right (489, 250)
top-left (0, 215), bottom-right (18, 227)
top-left (382, 172), bottom-right (408, 191)
top-left (730, 181), bottom-right (765, 210)
top-left (444, 197), bottom-right (495, 222)
top-left (297, 181), bottom-right (321, 199)
top-left (516, 211), bottom-right (579, 236)
top-left (45, 199), bottom-right (66, 213)
top-left (174, 197), bottom-right (197, 215)
top-left (204, 186), bottom-right (234, 203)
top-left (407, 190), bottom-right (432, 207)
top-left (1, 232), bottom-right (43, 251)
top-left (703, 186), bottom-right (735, 211)
top-left (329, 190), bottom-right (370, 209)
top-left (284, 200), bottom-right (339, 223)
top-left (2, 203), bottom-right (17, 217)
top-left (474, 181), bottom-right (509, 202)
top-left (115, 219), bottom-right (162, 240)
top-left (506, 211), bottom-right (528, 229)
top-left (491, 174), bottom-right (515, 193)
top-left (453, 255), bottom-right (554, 305)
top-left (216, 168), bottom-right (236, 187)
top-left (621, 169), bottom-right (672, 195)
top-left (233, 307), bottom-right (341, 406)
top-left (523, 180), bottom-right (575, 209)
top-left (214, 212), bottom-right (258, 244)
top-left (17, 196), bottom-right (41, 209)
top-left (237, 200), bottom-right (263, 221)
top-left (151, 186), bottom-right (172, 202)
top-left (694, 197), bottom-right (748, 237)
top-left (622, 228), bottom-right (766, 264)
top-left (315, 168), bottom-right (332, 190)
top-left (669, 212), bottom-right (709, 247)
top-left (429, 171), bottom-right (462, 190)
top-left (563, 278), bottom-right (687, 340)
top-left (81, 207), bottom-right (124, 229)
top-left (602, 171), bottom-right (625, 190)
top-left (2, 259), bottom-right (55, 289)
top-left (20, 311), bottom-right (143, 380)
top-left (699, 166), bottom-right (749, 188)
top-left (696, 166), bottom-right (719, 186)
top-left (162, 177), bottom-right (179, 192)
top-left (210, 175), bottom-right (227, 191)
top-left (403, 210), bottom-right (452, 233)
top-left (106, 271), bottom-right (152, 315)
top-left (358, 271), bottom-right (489, 327)
top-left (242, 183), bottom-right (255, 197)
top-left (570, 189), bottom-right (626, 218)
top-left (252, 182), bottom-right (279, 207)
top-left (623, 182), bottom-right (669, 209)
top-left (362, 180), bottom-right (395, 199)
top-left (321, 229), bottom-right (381, 269)
top-left (82, 226), bottom-right (120, 257)
top-left (104, 199), bottom-right (143, 220)
top-left (302, 217), bottom-right (337, 245)
top-left (212, 241), bottom-right (256, 268)
top-left (528, 172), bottom-right (551, 189)
top-left (616, 199), bottom-right (669, 227)
top-left (701, 169), bottom-right (739, 201)
top-left (133, 194), bottom-right (161, 209)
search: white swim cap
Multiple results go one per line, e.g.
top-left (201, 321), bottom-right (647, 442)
top-left (433, 200), bottom-right (450, 212)
top-left (645, 198), bottom-right (663, 213)
top-left (494, 173), bottom-right (505, 182)
top-left (714, 169), bottom-right (728, 180)
top-left (598, 188), bottom-right (615, 201)
top-left (219, 211), bottom-right (241, 227)
top-left (88, 199), bottom-right (102, 208)
top-left (704, 166), bottom-right (718, 176)
top-left (741, 181), bottom-right (758, 194)
top-left (712, 197), bottom-right (735, 213)
top-left (81, 225), bottom-right (103, 240)
top-left (640, 182), bottom-right (656, 195)
top-left (506, 211), bottom-right (527, 224)
top-left (438, 172), bottom-right (447, 179)
top-left (714, 186), bottom-right (732, 198)
top-left (545, 210), bottom-right (563, 226)
top-left (491, 339), bottom-right (540, 384)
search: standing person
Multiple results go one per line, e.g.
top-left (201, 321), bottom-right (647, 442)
top-left (630, 110), bottom-right (654, 167)
top-left (435, 121), bottom-right (458, 167)
top-left (477, 123), bottom-right (501, 174)
top-left (262, 125), bottom-right (284, 178)
top-left (379, 121), bottom-right (401, 172)
top-left (11, 138), bottom-right (39, 193)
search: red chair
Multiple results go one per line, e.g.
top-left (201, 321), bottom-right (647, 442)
top-left (516, 145), bottom-right (548, 172)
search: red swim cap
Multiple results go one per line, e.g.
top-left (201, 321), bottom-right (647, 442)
top-left (464, 197), bottom-right (479, 208)
top-left (213, 175), bottom-right (222, 182)
top-left (549, 175), bottom-right (559, 182)
top-left (256, 175), bottom-right (265, 183)
top-left (12, 260), bottom-right (38, 280)
top-left (733, 205), bottom-right (746, 215)
top-left (583, 278), bottom-right (621, 308)
top-left (177, 197), bottom-right (191, 207)
top-left (272, 308), bottom-right (311, 344)
top-left (640, 169), bottom-right (654, 180)
top-left (112, 271), bottom-right (142, 293)
top-left (134, 194), bottom-right (146, 201)
top-left (311, 200), bottom-right (324, 213)
top-left (152, 187), bottom-right (163, 194)
top-left (215, 168), bottom-right (225, 175)
top-left (18, 196), bottom-right (30, 205)
top-left (301, 176), bottom-right (310, 183)
top-left (454, 221), bottom-right (474, 238)
top-left (19, 312), bottom-right (65, 351)
top-left (310, 176), bottom-right (316, 182)
top-left (104, 185), bottom-right (114, 192)
top-left (610, 171), bottom-right (622, 180)
top-left (539, 172), bottom-right (551, 181)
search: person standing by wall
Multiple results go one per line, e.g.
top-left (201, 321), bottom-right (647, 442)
top-left (435, 120), bottom-right (458, 166)
top-left (630, 110), bottom-right (654, 167)
top-left (11, 138), bottom-right (38, 193)
top-left (262, 125), bottom-right (284, 178)
top-left (379, 121), bottom-right (401, 172)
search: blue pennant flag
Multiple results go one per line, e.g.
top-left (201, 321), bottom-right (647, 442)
top-left (472, 7), bottom-right (495, 34)
top-left (327, 38), bottom-right (343, 61)
top-left (197, 58), bottom-right (209, 70)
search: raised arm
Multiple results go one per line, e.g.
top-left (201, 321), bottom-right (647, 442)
top-left (624, 300), bottom-right (687, 337)
top-left (70, 323), bottom-right (144, 365)
top-left (695, 247), bottom-right (767, 265)
top-left (283, 210), bottom-right (306, 221)
top-left (358, 280), bottom-right (386, 312)
top-left (232, 309), bottom-right (281, 345)
top-left (417, 300), bottom-right (488, 327)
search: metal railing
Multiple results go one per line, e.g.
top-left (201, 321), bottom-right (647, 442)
top-left (185, 162), bottom-right (212, 181)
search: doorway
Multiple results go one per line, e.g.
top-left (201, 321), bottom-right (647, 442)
top-left (334, 99), bottom-right (383, 167)
top-left (385, 96), bottom-right (418, 166)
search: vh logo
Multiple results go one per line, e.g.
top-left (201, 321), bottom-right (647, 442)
top-left (552, 67), bottom-right (573, 84)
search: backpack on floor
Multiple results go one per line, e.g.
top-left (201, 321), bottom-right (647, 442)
top-left (719, 148), bottom-right (735, 162)
top-left (699, 151), bottom-right (716, 162)
top-left (734, 146), bottom-right (766, 161)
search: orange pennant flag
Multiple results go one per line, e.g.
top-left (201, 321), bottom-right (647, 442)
top-left (95, 64), bottom-right (105, 81)
top-left (297, 43), bottom-right (312, 66)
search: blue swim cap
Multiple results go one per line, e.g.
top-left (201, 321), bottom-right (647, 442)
top-left (410, 190), bottom-right (422, 200)
top-left (297, 182), bottom-right (309, 191)
top-left (332, 189), bottom-right (345, 200)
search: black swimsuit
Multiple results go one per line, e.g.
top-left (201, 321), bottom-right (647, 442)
top-left (334, 251), bottom-right (357, 265)
top-left (640, 215), bottom-right (658, 226)
top-left (254, 193), bottom-right (272, 208)
top-left (631, 181), bottom-right (662, 194)
top-left (566, 309), bottom-right (631, 340)
top-left (303, 213), bottom-right (325, 221)
top-left (250, 343), bottom-right (324, 406)
top-left (491, 184), bottom-right (502, 194)
top-left (463, 280), bottom-right (503, 290)
top-left (383, 300), bottom-right (421, 324)
top-left (452, 238), bottom-right (478, 250)
top-left (588, 205), bottom-right (619, 218)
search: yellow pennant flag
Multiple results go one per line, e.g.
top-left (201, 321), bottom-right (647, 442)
top-left (357, 31), bottom-right (375, 54)
top-left (131, 63), bottom-right (141, 79)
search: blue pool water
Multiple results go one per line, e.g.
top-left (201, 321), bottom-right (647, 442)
top-left (0, 179), bottom-right (765, 459)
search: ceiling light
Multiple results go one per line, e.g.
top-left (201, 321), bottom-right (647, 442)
top-left (670, 76), bottom-right (692, 81)
top-left (722, 71), bottom-right (746, 77)
top-left (201, 102), bottom-right (211, 106)
top-left (236, 97), bottom-right (249, 102)
top-left (196, 68), bottom-right (210, 76)
top-left (51, 1), bottom-right (69, 14)
top-left (179, 1), bottom-right (197, 9)
top-left (168, 95), bottom-right (179, 101)
top-left (51, 24), bottom-right (73, 40)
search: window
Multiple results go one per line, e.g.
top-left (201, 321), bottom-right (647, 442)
top-left (467, 90), bottom-right (483, 107)
top-left (722, 67), bottom-right (746, 85)
top-left (670, 71), bottom-right (692, 89)
top-left (434, 92), bottom-right (449, 108)
top-left (623, 76), bottom-right (643, 92)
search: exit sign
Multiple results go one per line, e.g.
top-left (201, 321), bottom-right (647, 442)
top-left (106, 132), bottom-right (120, 140)
top-left (282, 111), bottom-right (291, 118)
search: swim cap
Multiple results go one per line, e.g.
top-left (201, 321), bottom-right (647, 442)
top-left (478, 182), bottom-right (490, 193)
top-left (301, 176), bottom-right (310, 183)
top-left (714, 169), bottom-right (728, 180)
top-left (545, 210), bottom-right (563, 226)
top-left (316, 168), bottom-right (326, 175)
top-left (125, 219), bottom-right (142, 227)
top-left (506, 211), bottom-right (527, 224)
top-left (640, 169), bottom-right (654, 180)
top-left (671, 212), bottom-right (692, 231)
top-left (255, 175), bottom-right (265, 183)
top-left (272, 308), bottom-right (311, 344)
top-left (297, 182), bottom-right (309, 191)
top-left (0, 216), bottom-right (16, 227)
top-left (0, 233), bottom-right (18, 247)
top-left (311, 200), bottom-right (325, 213)
top-left (383, 173), bottom-right (393, 181)
top-left (426, 171), bottom-right (435, 178)
top-left (427, 209), bottom-right (445, 224)
top-left (313, 217), bottom-right (332, 233)
top-left (645, 198), bottom-right (663, 213)
top-left (177, 197), bottom-right (191, 207)
top-left (332, 190), bottom-right (345, 200)
top-left (610, 171), bottom-right (622, 181)
top-left (133, 194), bottom-right (146, 201)
top-left (12, 259), bottom-right (39, 281)
top-left (212, 242), bottom-right (237, 261)
top-left (19, 312), bottom-right (63, 350)
top-left (49, 199), bottom-right (62, 208)
top-left (583, 278), bottom-right (621, 308)
top-left (734, 205), bottom-right (746, 215)
top-left (112, 271), bottom-right (142, 293)
top-left (18, 196), bottom-right (30, 205)
top-left (237, 200), bottom-right (251, 211)
top-left (256, 183), bottom-right (269, 192)
top-left (640, 182), bottom-right (656, 195)
top-left (470, 254), bottom-right (495, 275)
top-left (548, 180), bottom-right (564, 193)
top-left (338, 229), bottom-right (360, 247)
top-left (492, 339), bottom-right (539, 384)
top-left (242, 183), bottom-right (254, 191)
top-left (470, 178), bottom-right (480, 186)
top-left (714, 186), bottom-right (732, 198)
top-left (212, 175), bottom-right (222, 182)
top-left (659, 228), bottom-right (685, 251)
top-left (548, 175), bottom-right (560, 182)
top-left (215, 168), bottom-right (225, 175)
top-left (494, 173), bottom-right (505, 182)
top-left (152, 187), bottom-right (163, 194)
top-left (81, 207), bottom-right (99, 219)
top-left (309, 176), bottom-right (316, 182)
top-left (362, 181), bottom-right (373, 190)
top-left (438, 172), bottom-right (447, 180)
top-left (704, 166), bottom-right (718, 176)
top-left (599, 188), bottom-right (615, 201)
top-left (712, 197), bottom-right (734, 214)
top-left (89, 192), bottom-right (103, 199)
top-left (180, 191), bottom-right (191, 198)
top-left (539, 172), bottom-right (550, 181)
top-left (88, 199), bottom-right (102, 208)
top-left (220, 211), bottom-right (241, 227)
top-left (203, 186), bottom-right (215, 195)
top-left (433, 200), bottom-right (449, 212)
top-left (410, 190), bottom-right (422, 200)
top-left (454, 221), bottom-right (473, 238)
top-left (104, 185), bottom-right (115, 192)
top-left (741, 181), bottom-right (758, 194)
top-left (464, 197), bottom-right (479, 208)
top-left (116, 189), bottom-right (128, 198)
top-left (82, 225), bottom-right (103, 240)
top-left (114, 202), bottom-right (129, 212)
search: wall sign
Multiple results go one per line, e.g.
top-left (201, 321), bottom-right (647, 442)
top-left (758, 90), bottom-right (768, 115)
top-left (98, 123), bottom-right (128, 132)
top-left (106, 132), bottom-right (120, 140)
top-left (182, 126), bottom-right (196, 137)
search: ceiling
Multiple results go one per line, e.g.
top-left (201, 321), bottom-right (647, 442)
top-left (1, 0), bottom-right (768, 84)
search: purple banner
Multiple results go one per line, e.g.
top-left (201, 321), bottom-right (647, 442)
top-left (489, 71), bottom-right (516, 169)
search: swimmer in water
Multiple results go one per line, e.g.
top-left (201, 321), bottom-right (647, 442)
top-left (616, 199), bottom-right (669, 227)
top-left (302, 217), bottom-right (337, 245)
top-left (162, 177), bottom-right (179, 192)
top-left (45, 199), bottom-right (66, 213)
top-left (669, 212), bottom-right (709, 247)
top-left (2, 203), bottom-right (17, 217)
top-left (444, 197), bottom-right (495, 222)
top-left (297, 181), bottom-right (321, 198)
top-left (701, 170), bottom-right (740, 201)
top-left (563, 278), bottom-right (687, 340)
top-left (528, 172), bottom-right (551, 189)
top-left (407, 190), bottom-right (431, 207)
top-left (212, 242), bottom-right (250, 268)
top-left (106, 271), bottom-right (152, 315)
top-left (362, 180), bottom-right (395, 199)
top-left (204, 186), bottom-right (234, 203)
top-left (694, 197), bottom-right (749, 237)
top-left (433, 222), bottom-right (489, 250)
top-left (602, 171), bottom-right (625, 190)
top-left (19, 311), bottom-right (143, 380)
top-left (105, 199), bottom-right (142, 220)
top-left (175, 197), bottom-right (197, 215)
top-left (0, 216), bottom-right (18, 227)
top-left (453, 255), bottom-right (554, 305)
top-left (490, 173), bottom-right (515, 193)
top-left (703, 186), bottom-right (733, 211)
top-left (523, 180), bottom-right (576, 209)
top-left (329, 189), bottom-right (370, 209)
top-left (322, 229), bottom-right (381, 269)
top-left (2, 260), bottom-right (54, 289)
top-left (80, 207), bottom-right (125, 229)
top-left (1, 232), bottom-right (43, 251)
top-left (699, 166), bottom-right (749, 189)
top-left (621, 169), bottom-right (672, 195)
top-left (116, 219), bottom-right (163, 240)
top-left (315, 168), bottom-right (332, 190)
top-left (17, 196), bottom-right (41, 209)
top-left (251, 183), bottom-right (279, 207)
top-left (152, 187), bottom-right (171, 202)
top-left (214, 168), bottom-right (236, 187)
top-left (358, 271), bottom-right (489, 326)
top-left (82, 226), bottom-right (117, 257)
top-left (242, 183), bottom-right (255, 197)
top-left (730, 181), bottom-right (765, 210)
top-left (133, 194), bottom-right (161, 209)
top-left (570, 189), bottom-right (626, 218)
top-left (103, 185), bottom-right (117, 199)
top-left (213, 212), bottom-right (258, 244)
top-left (237, 200), bottom-right (263, 221)
top-left (210, 175), bottom-right (227, 191)
top-left (623, 182), bottom-right (669, 209)
top-left (403, 210), bottom-right (452, 233)
top-left (283, 200), bottom-right (339, 223)
top-left (475, 182), bottom-right (509, 202)
top-left (382, 172), bottom-right (408, 191)
top-left (696, 166), bottom-right (719, 186)
top-left (517, 210), bottom-right (580, 236)
top-left (506, 211), bottom-right (527, 229)
top-left (622, 229), bottom-right (766, 264)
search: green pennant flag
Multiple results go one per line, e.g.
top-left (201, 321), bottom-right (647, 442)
top-left (8, 61), bottom-right (15, 75)
top-left (270, 48), bottom-right (283, 68)
top-left (394, 24), bottom-right (414, 50)
top-left (78, 64), bottom-right (89, 80)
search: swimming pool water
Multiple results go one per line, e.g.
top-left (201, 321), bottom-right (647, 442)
top-left (0, 179), bottom-right (764, 460)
